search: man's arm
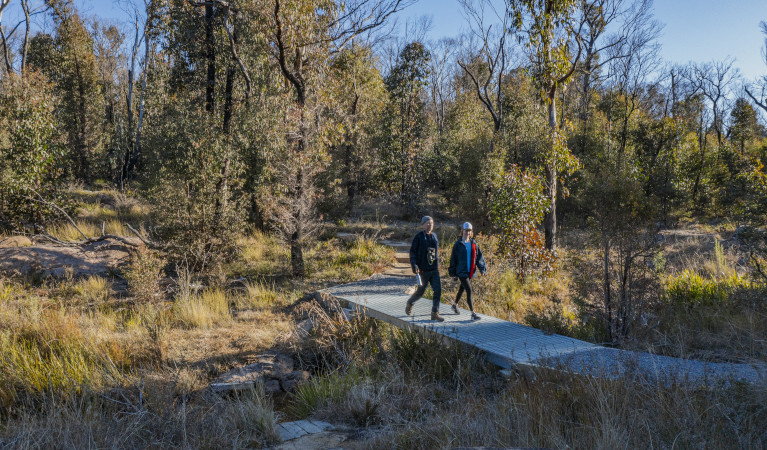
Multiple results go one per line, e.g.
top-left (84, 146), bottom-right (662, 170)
top-left (409, 233), bottom-right (420, 273)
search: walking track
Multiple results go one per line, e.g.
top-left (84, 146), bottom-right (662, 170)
top-left (324, 241), bottom-right (766, 386)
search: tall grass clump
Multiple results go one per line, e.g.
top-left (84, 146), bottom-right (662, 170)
top-left (73, 275), bottom-right (111, 304)
top-left (0, 306), bottom-right (129, 405)
top-left (239, 281), bottom-right (280, 310)
top-left (48, 221), bottom-right (99, 241)
top-left (225, 383), bottom-right (280, 443)
top-left (307, 236), bottom-right (393, 281)
top-left (288, 369), bottom-right (363, 419)
top-left (173, 288), bottom-right (231, 329)
top-left (666, 270), bottom-right (753, 307)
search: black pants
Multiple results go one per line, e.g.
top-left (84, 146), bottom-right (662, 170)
top-left (407, 269), bottom-right (441, 313)
top-left (455, 276), bottom-right (473, 312)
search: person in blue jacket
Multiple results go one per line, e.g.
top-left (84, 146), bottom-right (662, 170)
top-left (448, 222), bottom-right (487, 321)
top-left (405, 216), bottom-right (445, 322)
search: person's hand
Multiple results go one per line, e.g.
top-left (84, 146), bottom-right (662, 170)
top-left (413, 265), bottom-right (420, 274)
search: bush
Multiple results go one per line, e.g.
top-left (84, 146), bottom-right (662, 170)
top-left (489, 164), bottom-right (555, 276)
top-left (123, 246), bottom-right (165, 302)
top-left (0, 71), bottom-right (69, 232)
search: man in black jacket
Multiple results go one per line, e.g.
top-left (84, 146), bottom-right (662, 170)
top-left (405, 216), bottom-right (445, 321)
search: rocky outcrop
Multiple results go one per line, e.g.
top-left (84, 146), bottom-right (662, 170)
top-left (210, 351), bottom-right (310, 394)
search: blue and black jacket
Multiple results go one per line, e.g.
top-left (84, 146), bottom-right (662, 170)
top-left (410, 230), bottom-right (439, 272)
top-left (448, 239), bottom-right (487, 279)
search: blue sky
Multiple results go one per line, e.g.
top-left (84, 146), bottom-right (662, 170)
top-left (16, 0), bottom-right (767, 82)
top-left (400, 0), bottom-right (766, 82)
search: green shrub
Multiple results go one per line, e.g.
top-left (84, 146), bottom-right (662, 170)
top-left (489, 164), bottom-right (555, 276)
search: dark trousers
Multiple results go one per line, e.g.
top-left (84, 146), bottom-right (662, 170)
top-left (407, 269), bottom-right (441, 313)
top-left (455, 276), bottom-right (473, 312)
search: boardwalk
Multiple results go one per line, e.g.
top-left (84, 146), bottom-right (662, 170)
top-left (325, 273), bottom-right (767, 385)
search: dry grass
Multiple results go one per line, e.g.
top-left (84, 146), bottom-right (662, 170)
top-left (173, 288), bottom-right (232, 329)
top-left (282, 307), bottom-right (767, 449)
top-left (3, 191), bottom-right (766, 446)
top-left (0, 256), bottom-right (291, 447)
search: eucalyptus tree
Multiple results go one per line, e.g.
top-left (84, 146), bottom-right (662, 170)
top-left (576, 0), bottom-right (658, 123)
top-left (25, 1), bottom-right (105, 181)
top-left (509, 0), bottom-right (585, 250)
top-left (729, 97), bottom-right (760, 153)
top-left (0, 0), bottom-right (13, 75)
top-left (269, 0), bottom-right (408, 277)
top-left (324, 43), bottom-right (387, 214)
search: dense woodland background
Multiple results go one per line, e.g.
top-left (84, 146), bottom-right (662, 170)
top-left (2, 0), bottom-right (767, 447)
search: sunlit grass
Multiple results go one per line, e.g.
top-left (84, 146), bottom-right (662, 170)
top-left (73, 276), bottom-right (111, 304)
top-left (239, 281), bottom-right (281, 310)
top-left (173, 288), bottom-right (231, 329)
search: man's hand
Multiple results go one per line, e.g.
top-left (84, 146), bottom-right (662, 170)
top-left (412, 265), bottom-right (420, 274)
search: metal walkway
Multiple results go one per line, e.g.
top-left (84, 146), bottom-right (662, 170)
top-left (324, 274), bottom-right (767, 385)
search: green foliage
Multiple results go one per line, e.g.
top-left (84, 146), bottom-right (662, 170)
top-left (489, 164), bottom-right (555, 276)
top-left (378, 42), bottom-right (432, 208)
top-left (730, 98), bottom-right (760, 152)
top-left (511, 0), bottom-right (579, 102)
top-left (144, 111), bottom-right (247, 271)
top-left (435, 89), bottom-right (495, 220)
top-left (28, 7), bottom-right (106, 182)
top-left (319, 44), bottom-right (387, 217)
top-left (0, 71), bottom-right (68, 232)
top-left (390, 327), bottom-right (491, 383)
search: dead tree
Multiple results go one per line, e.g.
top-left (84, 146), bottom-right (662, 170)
top-left (456, 0), bottom-right (512, 136)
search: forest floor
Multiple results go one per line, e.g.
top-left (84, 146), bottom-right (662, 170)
top-left (1, 188), bottom-right (766, 448)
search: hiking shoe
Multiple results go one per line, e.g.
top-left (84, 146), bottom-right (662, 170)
top-left (405, 302), bottom-right (413, 316)
top-left (431, 311), bottom-right (445, 322)
top-left (471, 312), bottom-right (480, 321)
top-left (451, 304), bottom-right (459, 315)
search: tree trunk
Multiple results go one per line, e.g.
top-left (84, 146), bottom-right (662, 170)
top-left (204, 3), bottom-right (215, 113)
top-left (603, 237), bottom-right (613, 344)
top-left (21, 0), bottom-right (30, 77)
top-left (121, 19), bottom-right (140, 187)
top-left (129, 37), bottom-right (151, 177)
top-left (544, 97), bottom-right (557, 250)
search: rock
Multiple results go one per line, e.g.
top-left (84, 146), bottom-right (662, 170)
top-left (281, 370), bottom-right (310, 392)
top-left (209, 351), bottom-right (301, 394)
top-left (281, 379), bottom-right (300, 392)
top-left (295, 319), bottom-right (314, 337)
top-left (264, 379), bottom-right (282, 395)
top-left (285, 370), bottom-right (310, 381)
top-left (0, 236), bottom-right (32, 248)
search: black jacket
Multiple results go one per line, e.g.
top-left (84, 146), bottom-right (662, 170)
top-left (409, 230), bottom-right (439, 272)
top-left (448, 239), bottom-right (487, 279)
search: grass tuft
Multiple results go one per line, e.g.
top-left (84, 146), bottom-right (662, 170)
top-left (173, 288), bottom-right (231, 329)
